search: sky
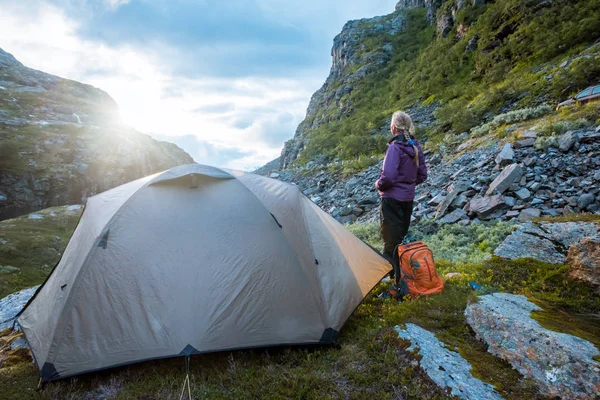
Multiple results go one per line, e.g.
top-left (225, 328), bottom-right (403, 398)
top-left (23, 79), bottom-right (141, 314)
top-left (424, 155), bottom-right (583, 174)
top-left (0, 0), bottom-right (397, 170)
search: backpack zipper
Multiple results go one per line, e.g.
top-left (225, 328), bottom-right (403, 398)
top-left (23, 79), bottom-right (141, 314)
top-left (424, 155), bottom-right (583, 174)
top-left (424, 257), bottom-right (433, 281)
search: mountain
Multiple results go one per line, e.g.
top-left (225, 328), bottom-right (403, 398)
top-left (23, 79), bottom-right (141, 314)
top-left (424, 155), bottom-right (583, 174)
top-left (256, 0), bottom-right (600, 225)
top-left (273, 0), bottom-right (600, 170)
top-left (0, 48), bottom-right (194, 220)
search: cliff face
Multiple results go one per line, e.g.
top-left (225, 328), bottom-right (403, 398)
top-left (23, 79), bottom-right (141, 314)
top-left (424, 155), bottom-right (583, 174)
top-left (0, 48), bottom-right (194, 220)
top-left (280, 12), bottom-right (406, 169)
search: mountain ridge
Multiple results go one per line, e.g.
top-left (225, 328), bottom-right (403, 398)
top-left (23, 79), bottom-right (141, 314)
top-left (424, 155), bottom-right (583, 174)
top-left (0, 47), bottom-right (195, 220)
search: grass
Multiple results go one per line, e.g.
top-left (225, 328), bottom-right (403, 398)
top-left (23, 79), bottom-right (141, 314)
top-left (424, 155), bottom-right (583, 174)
top-left (0, 212), bottom-right (598, 399)
top-left (0, 206), bottom-right (82, 298)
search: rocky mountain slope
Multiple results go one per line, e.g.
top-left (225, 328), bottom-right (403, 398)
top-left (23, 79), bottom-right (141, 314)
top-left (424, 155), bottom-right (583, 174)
top-left (0, 48), bottom-right (194, 220)
top-left (258, 0), bottom-right (600, 226)
top-left (268, 0), bottom-right (599, 171)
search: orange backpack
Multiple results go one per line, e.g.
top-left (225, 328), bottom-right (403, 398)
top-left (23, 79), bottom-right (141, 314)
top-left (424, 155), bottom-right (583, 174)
top-left (393, 241), bottom-right (444, 298)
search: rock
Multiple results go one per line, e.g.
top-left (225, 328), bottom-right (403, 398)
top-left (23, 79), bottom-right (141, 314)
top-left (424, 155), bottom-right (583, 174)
top-left (518, 208), bottom-right (541, 222)
top-left (540, 222), bottom-right (599, 249)
top-left (444, 272), bottom-right (464, 280)
top-left (494, 227), bottom-right (565, 264)
top-left (505, 210), bottom-right (520, 218)
top-left (514, 138), bottom-right (535, 148)
top-left (345, 178), bottom-right (361, 190)
top-left (395, 324), bottom-right (503, 400)
top-left (514, 188), bottom-right (531, 200)
top-left (567, 236), bottom-right (600, 289)
top-left (468, 196), bottom-right (507, 218)
top-left (435, 181), bottom-right (467, 219)
top-left (438, 208), bottom-right (468, 225)
top-left (9, 336), bottom-right (29, 350)
top-left (530, 198), bottom-right (544, 206)
top-left (428, 193), bottom-right (445, 206)
top-left (466, 35), bottom-right (479, 52)
top-left (577, 193), bottom-right (595, 210)
top-left (558, 131), bottom-right (577, 152)
top-left (486, 164), bottom-right (523, 196)
top-left (494, 143), bottom-right (514, 165)
top-left (0, 286), bottom-right (39, 331)
top-left (466, 293), bottom-right (600, 399)
top-left (269, 172), bottom-right (280, 179)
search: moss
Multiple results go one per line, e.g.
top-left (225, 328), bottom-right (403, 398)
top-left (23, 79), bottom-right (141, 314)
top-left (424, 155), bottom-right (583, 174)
top-left (533, 214), bottom-right (600, 224)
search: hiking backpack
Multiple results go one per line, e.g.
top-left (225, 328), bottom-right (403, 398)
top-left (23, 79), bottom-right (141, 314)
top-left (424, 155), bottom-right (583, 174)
top-left (392, 241), bottom-right (444, 298)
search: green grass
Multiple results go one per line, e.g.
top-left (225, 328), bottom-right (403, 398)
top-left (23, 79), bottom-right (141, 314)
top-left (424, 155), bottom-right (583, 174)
top-left (0, 206), bottom-right (82, 298)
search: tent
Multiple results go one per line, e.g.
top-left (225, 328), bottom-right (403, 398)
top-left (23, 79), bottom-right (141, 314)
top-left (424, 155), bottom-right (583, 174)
top-left (18, 164), bottom-right (390, 381)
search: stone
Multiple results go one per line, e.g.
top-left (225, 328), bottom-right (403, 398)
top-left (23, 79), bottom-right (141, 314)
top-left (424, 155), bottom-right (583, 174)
top-left (0, 286), bottom-right (39, 331)
top-left (466, 293), bottom-right (600, 399)
top-left (435, 181), bottom-right (468, 219)
top-left (444, 272), bottom-right (464, 280)
top-left (558, 131), bottom-right (577, 152)
top-left (531, 198), bottom-right (544, 206)
top-left (494, 143), bottom-right (514, 165)
top-left (486, 164), bottom-right (523, 196)
top-left (468, 196), bottom-right (507, 218)
top-left (438, 208), bottom-right (468, 225)
top-left (428, 193), bottom-right (445, 206)
top-left (514, 188), bottom-right (531, 200)
top-left (345, 178), bottom-right (361, 190)
top-left (514, 138), bottom-right (535, 148)
top-left (494, 228), bottom-right (565, 264)
top-left (567, 236), bottom-right (600, 289)
top-left (518, 208), bottom-right (541, 222)
top-left (577, 193), bottom-right (595, 210)
top-left (451, 194), bottom-right (469, 209)
top-left (269, 172), bottom-right (280, 179)
top-left (540, 222), bottom-right (599, 249)
top-left (396, 324), bottom-right (503, 400)
top-left (505, 210), bottom-right (520, 218)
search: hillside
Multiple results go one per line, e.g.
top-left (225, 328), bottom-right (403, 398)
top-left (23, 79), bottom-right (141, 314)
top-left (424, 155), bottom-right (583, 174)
top-left (272, 0), bottom-right (600, 169)
top-left (0, 48), bottom-right (194, 220)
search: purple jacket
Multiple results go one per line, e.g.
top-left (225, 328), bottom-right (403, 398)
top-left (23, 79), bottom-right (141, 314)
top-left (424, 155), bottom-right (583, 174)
top-left (376, 135), bottom-right (427, 202)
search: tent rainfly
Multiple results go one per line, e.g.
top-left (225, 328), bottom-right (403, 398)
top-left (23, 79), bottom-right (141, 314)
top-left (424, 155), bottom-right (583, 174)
top-left (18, 164), bottom-right (391, 381)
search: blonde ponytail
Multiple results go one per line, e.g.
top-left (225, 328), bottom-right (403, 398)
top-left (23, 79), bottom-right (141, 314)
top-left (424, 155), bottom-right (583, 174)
top-left (391, 111), bottom-right (419, 167)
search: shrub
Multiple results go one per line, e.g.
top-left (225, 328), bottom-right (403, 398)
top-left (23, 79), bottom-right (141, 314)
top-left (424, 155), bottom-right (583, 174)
top-left (471, 104), bottom-right (553, 137)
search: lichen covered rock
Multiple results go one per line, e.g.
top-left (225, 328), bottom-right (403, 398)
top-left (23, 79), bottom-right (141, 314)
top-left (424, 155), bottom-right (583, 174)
top-left (466, 293), bottom-right (600, 399)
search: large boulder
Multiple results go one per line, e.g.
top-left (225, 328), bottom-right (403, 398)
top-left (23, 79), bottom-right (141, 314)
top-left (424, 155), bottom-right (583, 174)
top-left (495, 222), bottom-right (599, 264)
top-left (485, 164), bottom-right (523, 196)
top-left (567, 236), bottom-right (600, 290)
top-left (396, 324), bottom-right (503, 400)
top-left (466, 293), bottom-right (600, 399)
top-left (494, 226), bottom-right (565, 264)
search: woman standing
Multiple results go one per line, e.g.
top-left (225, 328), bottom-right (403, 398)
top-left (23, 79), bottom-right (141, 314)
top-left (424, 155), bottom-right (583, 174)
top-left (375, 111), bottom-right (427, 262)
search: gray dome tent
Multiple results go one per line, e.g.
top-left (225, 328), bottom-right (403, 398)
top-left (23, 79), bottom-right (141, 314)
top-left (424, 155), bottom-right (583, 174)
top-left (18, 164), bottom-right (390, 381)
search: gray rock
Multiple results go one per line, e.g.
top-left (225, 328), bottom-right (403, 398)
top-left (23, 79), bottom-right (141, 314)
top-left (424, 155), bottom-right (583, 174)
top-left (531, 198), bottom-right (544, 206)
top-left (514, 138), bottom-right (535, 148)
top-left (396, 324), bottom-right (503, 400)
top-left (518, 208), bottom-right (541, 222)
top-left (540, 222), bottom-right (599, 249)
top-left (466, 293), bottom-right (600, 399)
top-left (514, 188), bottom-right (531, 200)
top-left (345, 178), bottom-right (361, 190)
top-left (558, 131), bottom-right (577, 152)
top-left (269, 172), bottom-right (280, 179)
top-left (468, 196), bottom-right (507, 218)
top-left (577, 193), bottom-right (595, 210)
top-left (438, 208), bottom-right (468, 225)
top-left (486, 164), bottom-right (523, 196)
top-left (495, 143), bottom-right (514, 165)
top-left (494, 228), bottom-right (565, 264)
top-left (10, 336), bottom-right (28, 350)
top-left (0, 286), bottom-right (39, 331)
top-left (435, 181), bottom-right (468, 219)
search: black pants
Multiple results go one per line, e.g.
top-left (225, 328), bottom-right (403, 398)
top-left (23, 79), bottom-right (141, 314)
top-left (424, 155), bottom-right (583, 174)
top-left (380, 197), bottom-right (413, 260)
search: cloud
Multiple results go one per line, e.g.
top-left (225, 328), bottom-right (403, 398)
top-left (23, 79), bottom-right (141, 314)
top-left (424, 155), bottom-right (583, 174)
top-left (0, 0), bottom-right (397, 170)
top-left (104, 0), bottom-right (130, 11)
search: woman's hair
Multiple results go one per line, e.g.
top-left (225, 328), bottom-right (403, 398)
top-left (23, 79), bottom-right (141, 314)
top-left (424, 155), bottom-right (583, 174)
top-left (391, 111), bottom-right (419, 166)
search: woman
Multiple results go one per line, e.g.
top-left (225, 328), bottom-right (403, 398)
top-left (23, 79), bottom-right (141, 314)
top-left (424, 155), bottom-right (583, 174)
top-left (375, 111), bottom-right (427, 262)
